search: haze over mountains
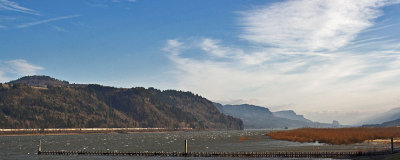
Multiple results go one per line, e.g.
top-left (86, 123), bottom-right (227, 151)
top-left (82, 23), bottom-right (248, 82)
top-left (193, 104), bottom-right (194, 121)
top-left (363, 119), bottom-right (400, 127)
top-left (273, 110), bottom-right (312, 123)
top-left (214, 103), bottom-right (333, 129)
top-left (359, 107), bottom-right (400, 127)
top-left (1, 75), bottom-right (398, 130)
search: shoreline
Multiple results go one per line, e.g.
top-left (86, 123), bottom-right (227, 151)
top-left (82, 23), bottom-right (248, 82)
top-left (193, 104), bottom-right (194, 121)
top-left (0, 127), bottom-right (193, 136)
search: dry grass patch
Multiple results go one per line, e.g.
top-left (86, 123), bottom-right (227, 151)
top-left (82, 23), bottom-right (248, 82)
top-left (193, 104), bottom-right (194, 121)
top-left (267, 127), bottom-right (400, 145)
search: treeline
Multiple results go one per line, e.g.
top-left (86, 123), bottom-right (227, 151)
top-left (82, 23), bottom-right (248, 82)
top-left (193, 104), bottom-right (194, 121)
top-left (0, 76), bottom-right (243, 130)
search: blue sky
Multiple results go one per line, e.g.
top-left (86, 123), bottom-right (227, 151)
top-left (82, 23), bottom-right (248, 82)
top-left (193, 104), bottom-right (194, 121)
top-left (1, 0), bottom-right (400, 124)
top-left (0, 0), bottom-right (258, 84)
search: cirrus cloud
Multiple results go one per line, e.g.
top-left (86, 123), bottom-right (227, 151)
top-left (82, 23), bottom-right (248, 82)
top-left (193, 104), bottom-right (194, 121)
top-left (0, 59), bottom-right (43, 82)
top-left (239, 0), bottom-right (398, 52)
top-left (17, 14), bottom-right (80, 28)
top-left (163, 0), bottom-right (400, 124)
top-left (0, 0), bottom-right (40, 15)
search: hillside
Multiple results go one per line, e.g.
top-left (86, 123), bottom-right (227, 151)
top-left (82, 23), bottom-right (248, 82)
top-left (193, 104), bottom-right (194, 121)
top-left (358, 107), bottom-right (400, 125)
top-left (379, 119), bottom-right (400, 127)
top-left (0, 76), bottom-right (243, 130)
top-left (273, 110), bottom-right (312, 123)
top-left (215, 103), bottom-right (331, 129)
top-left (363, 118), bottom-right (400, 127)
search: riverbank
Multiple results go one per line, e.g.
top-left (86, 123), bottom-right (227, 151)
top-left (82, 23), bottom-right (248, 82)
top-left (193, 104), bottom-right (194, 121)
top-left (0, 127), bottom-right (193, 136)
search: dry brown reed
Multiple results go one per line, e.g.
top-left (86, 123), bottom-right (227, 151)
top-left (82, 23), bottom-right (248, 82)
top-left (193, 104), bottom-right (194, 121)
top-left (267, 127), bottom-right (400, 145)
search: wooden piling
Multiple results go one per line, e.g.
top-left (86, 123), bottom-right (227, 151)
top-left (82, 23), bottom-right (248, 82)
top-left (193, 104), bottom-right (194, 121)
top-left (391, 137), bottom-right (394, 154)
top-left (38, 139), bottom-right (42, 154)
top-left (184, 139), bottom-right (188, 154)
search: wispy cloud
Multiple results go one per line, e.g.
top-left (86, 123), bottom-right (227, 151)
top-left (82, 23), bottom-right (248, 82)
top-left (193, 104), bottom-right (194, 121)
top-left (239, 0), bottom-right (399, 52)
top-left (86, 0), bottom-right (137, 8)
top-left (4, 59), bottom-right (43, 76)
top-left (0, 70), bottom-right (7, 82)
top-left (17, 15), bottom-right (80, 28)
top-left (0, 0), bottom-right (40, 15)
top-left (0, 1), bottom-right (80, 29)
top-left (0, 59), bottom-right (43, 82)
top-left (111, 0), bottom-right (137, 2)
top-left (164, 0), bottom-right (400, 124)
top-left (163, 39), bottom-right (185, 56)
top-left (50, 25), bottom-right (67, 32)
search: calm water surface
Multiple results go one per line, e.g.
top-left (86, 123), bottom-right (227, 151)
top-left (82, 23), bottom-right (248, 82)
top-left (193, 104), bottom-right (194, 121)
top-left (0, 130), bottom-right (388, 159)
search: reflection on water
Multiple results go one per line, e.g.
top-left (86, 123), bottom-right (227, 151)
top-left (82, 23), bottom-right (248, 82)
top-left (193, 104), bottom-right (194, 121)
top-left (0, 130), bottom-right (388, 160)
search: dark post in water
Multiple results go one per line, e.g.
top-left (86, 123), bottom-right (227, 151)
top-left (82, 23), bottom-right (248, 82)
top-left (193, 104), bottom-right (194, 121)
top-left (185, 139), bottom-right (188, 154)
top-left (38, 139), bottom-right (42, 154)
top-left (391, 137), bottom-right (394, 154)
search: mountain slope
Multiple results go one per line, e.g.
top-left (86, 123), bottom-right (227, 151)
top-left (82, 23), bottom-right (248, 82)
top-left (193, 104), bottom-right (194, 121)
top-left (379, 119), bottom-right (400, 127)
top-left (0, 76), bottom-right (243, 130)
top-left (273, 110), bottom-right (312, 123)
top-left (215, 103), bottom-right (331, 129)
top-left (359, 107), bottom-right (400, 125)
top-left (362, 118), bottom-right (400, 127)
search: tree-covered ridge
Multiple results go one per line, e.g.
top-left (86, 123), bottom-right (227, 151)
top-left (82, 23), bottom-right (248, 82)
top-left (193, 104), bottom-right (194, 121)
top-left (0, 76), bottom-right (243, 130)
top-left (8, 75), bottom-right (70, 87)
top-left (0, 83), bottom-right (135, 128)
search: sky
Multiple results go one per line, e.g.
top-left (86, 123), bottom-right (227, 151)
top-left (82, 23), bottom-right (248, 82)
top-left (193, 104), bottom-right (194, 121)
top-left (1, 0), bottom-right (400, 124)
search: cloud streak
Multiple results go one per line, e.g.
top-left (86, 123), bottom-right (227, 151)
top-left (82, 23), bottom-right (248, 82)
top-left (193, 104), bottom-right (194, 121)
top-left (111, 0), bottom-right (137, 2)
top-left (17, 15), bottom-right (80, 28)
top-left (5, 59), bottom-right (44, 76)
top-left (0, 0), bottom-right (40, 15)
top-left (239, 0), bottom-right (398, 52)
top-left (0, 59), bottom-right (43, 82)
top-left (164, 0), bottom-right (400, 124)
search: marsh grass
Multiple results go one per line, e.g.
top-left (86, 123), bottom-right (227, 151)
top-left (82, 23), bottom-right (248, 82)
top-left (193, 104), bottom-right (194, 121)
top-left (267, 127), bottom-right (400, 145)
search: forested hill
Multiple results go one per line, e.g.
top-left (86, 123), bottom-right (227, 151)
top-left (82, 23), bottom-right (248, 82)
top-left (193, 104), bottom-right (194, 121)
top-left (8, 75), bottom-right (70, 87)
top-left (0, 76), bottom-right (243, 130)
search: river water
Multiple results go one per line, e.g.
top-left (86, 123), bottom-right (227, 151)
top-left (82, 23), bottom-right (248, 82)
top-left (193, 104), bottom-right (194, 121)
top-left (0, 130), bottom-right (389, 159)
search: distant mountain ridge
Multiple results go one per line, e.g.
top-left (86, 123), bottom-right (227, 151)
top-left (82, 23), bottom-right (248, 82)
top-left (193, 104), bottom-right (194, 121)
top-left (273, 110), bottom-right (312, 123)
top-left (214, 103), bottom-right (332, 129)
top-left (358, 107), bottom-right (400, 125)
top-left (363, 118), bottom-right (400, 127)
top-left (379, 119), bottom-right (400, 127)
top-left (0, 75), bottom-right (243, 130)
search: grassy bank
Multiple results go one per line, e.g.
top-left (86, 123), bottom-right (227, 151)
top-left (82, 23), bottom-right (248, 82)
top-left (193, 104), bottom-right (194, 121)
top-left (267, 127), bottom-right (400, 145)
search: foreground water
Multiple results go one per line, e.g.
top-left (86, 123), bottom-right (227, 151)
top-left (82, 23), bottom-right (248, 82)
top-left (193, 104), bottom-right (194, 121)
top-left (0, 130), bottom-right (389, 159)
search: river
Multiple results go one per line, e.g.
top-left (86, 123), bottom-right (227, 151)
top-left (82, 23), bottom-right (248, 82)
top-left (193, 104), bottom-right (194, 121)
top-left (0, 130), bottom-right (389, 159)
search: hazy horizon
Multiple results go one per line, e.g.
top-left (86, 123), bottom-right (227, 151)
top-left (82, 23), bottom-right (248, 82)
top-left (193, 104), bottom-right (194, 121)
top-left (2, 0), bottom-right (400, 125)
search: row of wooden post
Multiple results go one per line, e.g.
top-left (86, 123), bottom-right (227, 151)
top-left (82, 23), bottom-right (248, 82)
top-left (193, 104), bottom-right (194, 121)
top-left (37, 137), bottom-right (396, 156)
